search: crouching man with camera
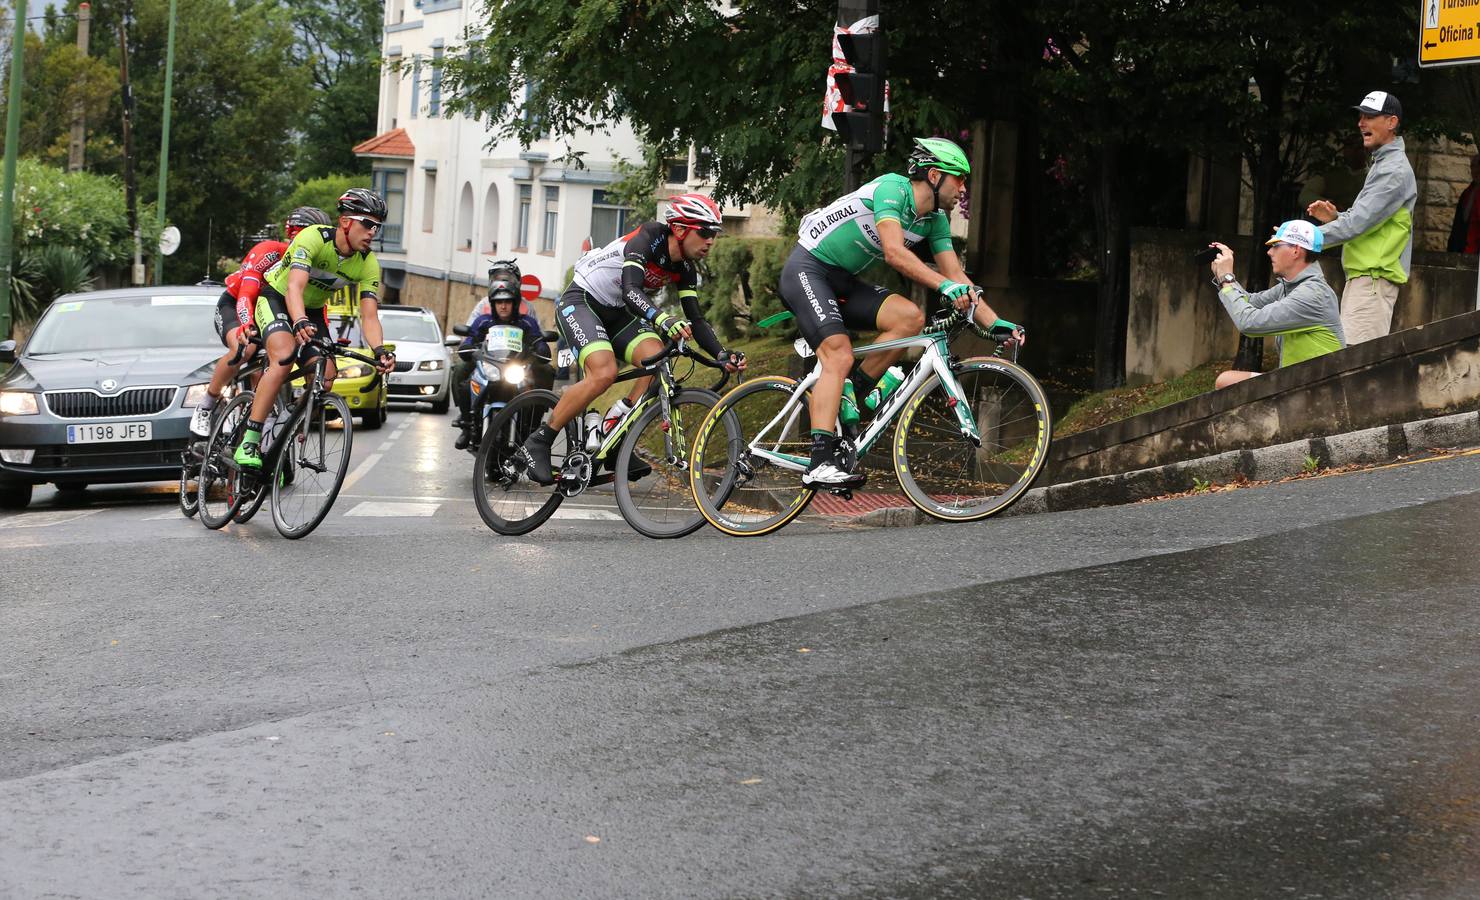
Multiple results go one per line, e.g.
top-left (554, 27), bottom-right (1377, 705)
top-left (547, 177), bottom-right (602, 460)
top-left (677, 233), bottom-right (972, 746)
top-left (1207, 219), bottom-right (1345, 389)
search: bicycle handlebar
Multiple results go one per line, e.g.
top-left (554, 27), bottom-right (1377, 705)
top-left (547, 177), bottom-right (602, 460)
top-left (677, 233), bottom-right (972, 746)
top-left (636, 337), bottom-right (732, 392)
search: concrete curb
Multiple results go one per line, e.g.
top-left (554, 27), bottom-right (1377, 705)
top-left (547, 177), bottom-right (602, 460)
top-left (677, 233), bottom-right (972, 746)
top-left (851, 409), bottom-right (1480, 528)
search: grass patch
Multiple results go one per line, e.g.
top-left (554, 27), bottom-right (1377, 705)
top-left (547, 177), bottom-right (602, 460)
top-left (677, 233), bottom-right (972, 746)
top-left (1053, 360), bottom-right (1227, 439)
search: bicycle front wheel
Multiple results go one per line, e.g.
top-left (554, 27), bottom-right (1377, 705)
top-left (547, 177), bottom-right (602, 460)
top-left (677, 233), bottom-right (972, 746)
top-left (197, 392), bottom-right (255, 529)
top-left (178, 449), bottom-right (200, 518)
top-left (271, 392), bottom-right (354, 539)
top-left (689, 376), bottom-right (815, 537)
top-left (473, 389), bottom-right (567, 535)
top-left (893, 357), bottom-right (1051, 522)
top-left (614, 388), bottom-right (733, 540)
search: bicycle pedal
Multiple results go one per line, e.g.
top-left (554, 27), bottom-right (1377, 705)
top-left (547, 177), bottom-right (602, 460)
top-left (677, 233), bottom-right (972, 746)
top-left (832, 488), bottom-right (853, 501)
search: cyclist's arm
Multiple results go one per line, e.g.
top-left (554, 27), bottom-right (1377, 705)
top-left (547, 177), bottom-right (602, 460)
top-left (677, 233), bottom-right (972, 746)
top-left (877, 218), bottom-right (957, 293)
top-left (358, 295), bottom-right (386, 350)
top-left (619, 229), bottom-right (664, 323)
top-left (930, 248), bottom-right (1004, 329)
top-left (285, 268), bottom-right (311, 322)
top-left (679, 290), bottom-right (723, 357)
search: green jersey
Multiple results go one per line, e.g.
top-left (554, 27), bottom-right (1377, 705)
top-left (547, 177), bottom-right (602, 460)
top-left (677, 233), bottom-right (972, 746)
top-left (265, 224), bottom-right (382, 309)
top-left (797, 172), bottom-right (954, 274)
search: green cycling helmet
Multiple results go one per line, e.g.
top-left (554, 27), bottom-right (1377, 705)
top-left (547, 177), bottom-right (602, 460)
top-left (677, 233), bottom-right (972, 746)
top-left (908, 137), bottom-right (971, 177)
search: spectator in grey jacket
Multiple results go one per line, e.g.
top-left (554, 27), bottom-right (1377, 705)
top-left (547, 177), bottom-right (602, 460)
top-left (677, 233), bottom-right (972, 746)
top-left (1208, 220), bottom-right (1345, 390)
top-left (1306, 91), bottom-right (1417, 345)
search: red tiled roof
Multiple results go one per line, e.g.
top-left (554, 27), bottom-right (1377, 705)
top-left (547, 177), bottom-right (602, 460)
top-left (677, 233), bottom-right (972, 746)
top-left (353, 128), bottom-right (415, 158)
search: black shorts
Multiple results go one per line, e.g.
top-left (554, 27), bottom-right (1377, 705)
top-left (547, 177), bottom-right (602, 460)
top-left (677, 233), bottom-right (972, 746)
top-left (254, 284), bottom-right (331, 361)
top-left (555, 283), bottom-right (659, 371)
top-left (777, 243), bottom-right (891, 348)
top-left (213, 291), bottom-right (242, 346)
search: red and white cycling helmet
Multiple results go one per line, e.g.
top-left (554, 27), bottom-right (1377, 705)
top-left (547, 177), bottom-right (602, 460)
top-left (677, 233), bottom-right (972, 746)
top-left (663, 193), bottom-right (723, 232)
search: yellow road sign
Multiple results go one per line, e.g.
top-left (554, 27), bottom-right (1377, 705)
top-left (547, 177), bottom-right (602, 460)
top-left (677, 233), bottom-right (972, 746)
top-left (1421, 0), bottom-right (1480, 67)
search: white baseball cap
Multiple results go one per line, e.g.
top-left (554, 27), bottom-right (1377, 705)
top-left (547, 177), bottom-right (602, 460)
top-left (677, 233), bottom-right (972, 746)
top-left (1265, 219), bottom-right (1323, 253)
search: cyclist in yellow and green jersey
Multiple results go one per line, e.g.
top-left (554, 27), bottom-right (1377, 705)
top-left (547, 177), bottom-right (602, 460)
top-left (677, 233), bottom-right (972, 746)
top-left (777, 137), bottom-right (1024, 487)
top-left (233, 188), bottom-right (397, 469)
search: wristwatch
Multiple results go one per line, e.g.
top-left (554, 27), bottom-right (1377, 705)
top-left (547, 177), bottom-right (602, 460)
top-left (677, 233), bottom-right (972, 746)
top-left (1215, 273), bottom-right (1237, 288)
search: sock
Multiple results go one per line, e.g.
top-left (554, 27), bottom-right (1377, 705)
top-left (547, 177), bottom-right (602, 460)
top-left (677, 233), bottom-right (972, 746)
top-left (809, 429), bottom-right (836, 466)
top-left (243, 420), bottom-right (264, 445)
top-left (200, 392), bottom-right (220, 411)
top-left (850, 368), bottom-right (880, 399)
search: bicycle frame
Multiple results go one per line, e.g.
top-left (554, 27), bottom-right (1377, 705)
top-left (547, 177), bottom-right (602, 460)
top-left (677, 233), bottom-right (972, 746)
top-left (745, 329), bottom-right (980, 472)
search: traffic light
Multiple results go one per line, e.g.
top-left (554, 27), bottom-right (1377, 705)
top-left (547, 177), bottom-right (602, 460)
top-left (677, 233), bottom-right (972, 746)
top-left (831, 22), bottom-right (886, 152)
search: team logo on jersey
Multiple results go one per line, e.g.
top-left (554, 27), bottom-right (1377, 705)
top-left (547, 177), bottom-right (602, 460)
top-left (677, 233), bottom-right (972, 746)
top-left (562, 305), bottom-right (575, 316)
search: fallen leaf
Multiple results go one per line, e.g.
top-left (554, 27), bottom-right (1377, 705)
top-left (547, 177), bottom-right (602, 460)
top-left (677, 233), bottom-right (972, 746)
top-left (740, 777), bottom-right (763, 785)
top-left (584, 835), bottom-right (601, 844)
top-left (110, 640), bottom-right (119, 646)
top-left (798, 647), bottom-right (811, 653)
top-left (382, 731), bottom-right (396, 736)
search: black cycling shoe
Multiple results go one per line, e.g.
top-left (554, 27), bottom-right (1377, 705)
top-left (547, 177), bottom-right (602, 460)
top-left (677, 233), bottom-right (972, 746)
top-left (518, 427), bottom-right (556, 485)
top-left (454, 429), bottom-right (471, 450)
top-left (626, 455), bottom-right (653, 481)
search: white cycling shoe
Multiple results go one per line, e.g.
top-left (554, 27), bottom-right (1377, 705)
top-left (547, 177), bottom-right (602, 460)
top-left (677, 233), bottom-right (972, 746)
top-left (802, 461), bottom-right (866, 488)
top-left (188, 405), bottom-right (214, 438)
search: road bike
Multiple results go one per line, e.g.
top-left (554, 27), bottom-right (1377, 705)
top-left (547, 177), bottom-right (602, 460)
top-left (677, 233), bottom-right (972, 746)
top-left (688, 298), bottom-right (1052, 537)
top-left (195, 335), bottom-right (383, 539)
top-left (473, 338), bottom-right (737, 538)
top-left (177, 335), bottom-right (271, 519)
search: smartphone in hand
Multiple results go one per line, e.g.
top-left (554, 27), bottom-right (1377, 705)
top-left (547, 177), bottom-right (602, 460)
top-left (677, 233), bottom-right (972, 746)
top-left (1191, 246), bottom-right (1219, 266)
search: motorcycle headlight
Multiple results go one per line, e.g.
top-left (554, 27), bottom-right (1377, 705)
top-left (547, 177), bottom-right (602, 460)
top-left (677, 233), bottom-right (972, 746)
top-left (417, 359), bottom-right (444, 371)
top-left (0, 391), bottom-right (39, 416)
top-left (479, 363), bottom-right (500, 383)
top-left (503, 363), bottom-right (526, 386)
top-left (338, 364), bottom-right (371, 380)
top-left (182, 383), bottom-right (210, 408)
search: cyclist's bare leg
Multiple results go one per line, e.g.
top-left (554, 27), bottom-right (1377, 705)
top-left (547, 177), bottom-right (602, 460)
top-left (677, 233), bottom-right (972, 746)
top-left (859, 293), bottom-right (925, 380)
top-left (206, 329), bottom-right (246, 399)
top-left (811, 333), bottom-right (853, 434)
top-left (250, 331), bottom-right (298, 423)
top-left (621, 336), bottom-right (664, 405)
top-left (547, 349), bottom-right (618, 431)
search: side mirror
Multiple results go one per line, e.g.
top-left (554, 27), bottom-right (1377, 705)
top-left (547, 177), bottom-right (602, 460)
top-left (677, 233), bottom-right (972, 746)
top-left (542, 330), bottom-right (560, 344)
top-left (444, 336), bottom-right (463, 347)
top-left (0, 340), bottom-right (16, 364)
top-left (453, 324), bottom-right (470, 337)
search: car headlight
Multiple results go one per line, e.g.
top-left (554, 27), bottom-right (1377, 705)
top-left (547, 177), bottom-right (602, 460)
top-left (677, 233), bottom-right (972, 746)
top-left (182, 383), bottom-right (210, 408)
top-left (0, 448), bottom-right (35, 464)
top-left (417, 359), bottom-right (444, 371)
top-left (0, 391), bottom-right (39, 416)
top-left (338, 364), bottom-right (371, 380)
top-left (503, 363), bottom-right (527, 386)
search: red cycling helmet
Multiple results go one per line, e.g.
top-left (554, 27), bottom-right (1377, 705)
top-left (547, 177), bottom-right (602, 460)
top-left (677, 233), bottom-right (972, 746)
top-left (663, 193), bottom-right (723, 232)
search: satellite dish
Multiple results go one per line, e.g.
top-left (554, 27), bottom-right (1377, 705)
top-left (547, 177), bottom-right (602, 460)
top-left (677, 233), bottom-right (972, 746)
top-left (159, 225), bottom-right (182, 256)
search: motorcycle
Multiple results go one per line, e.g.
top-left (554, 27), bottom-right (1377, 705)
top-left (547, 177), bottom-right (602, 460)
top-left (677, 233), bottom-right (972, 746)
top-left (453, 323), bottom-right (557, 454)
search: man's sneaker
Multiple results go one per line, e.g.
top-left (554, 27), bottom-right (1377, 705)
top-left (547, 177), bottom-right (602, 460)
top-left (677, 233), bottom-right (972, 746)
top-left (189, 405), bottom-right (214, 438)
top-left (517, 428), bottom-right (556, 485)
top-left (233, 440), bottom-right (263, 470)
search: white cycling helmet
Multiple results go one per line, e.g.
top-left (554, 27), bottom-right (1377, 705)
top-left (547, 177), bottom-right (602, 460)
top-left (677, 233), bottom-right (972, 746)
top-left (662, 193), bottom-right (723, 232)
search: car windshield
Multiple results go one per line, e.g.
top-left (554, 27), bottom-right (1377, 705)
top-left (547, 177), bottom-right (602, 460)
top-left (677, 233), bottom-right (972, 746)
top-left (379, 315), bottom-right (442, 344)
top-left (25, 295), bottom-right (220, 354)
top-left (327, 317), bottom-right (366, 347)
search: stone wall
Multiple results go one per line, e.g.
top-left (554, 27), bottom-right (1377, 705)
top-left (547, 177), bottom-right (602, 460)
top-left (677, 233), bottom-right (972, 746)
top-left (1412, 136), bottom-right (1475, 253)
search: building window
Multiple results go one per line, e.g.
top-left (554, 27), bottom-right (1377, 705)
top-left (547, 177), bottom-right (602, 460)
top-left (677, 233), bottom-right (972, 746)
top-left (589, 189), bottom-right (630, 247)
top-left (422, 170), bottom-right (437, 232)
top-left (522, 81), bottom-right (547, 136)
top-left (372, 169), bottom-right (407, 249)
top-left (429, 47), bottom-right (444, 117)
top-left (515, 184), bottom-right (532, 250)
top-left (664, 156), bottom-right (688, 185)
top-left (540, 186), bottom-right (559, 254)
top-left (410, 56), bottom-right (420, 119)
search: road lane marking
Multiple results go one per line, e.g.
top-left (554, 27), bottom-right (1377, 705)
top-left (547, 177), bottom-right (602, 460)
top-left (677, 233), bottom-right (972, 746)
top-left (0, 509), bottom-right (103, 529)
top-left (344, 501), bottom-right (441, 517)
top-left (341, 452), bottom-right (385, 492)
top-left (551, 507), bottom-right (623, 521)
top-left (143, 510), bottom-right (191, 521)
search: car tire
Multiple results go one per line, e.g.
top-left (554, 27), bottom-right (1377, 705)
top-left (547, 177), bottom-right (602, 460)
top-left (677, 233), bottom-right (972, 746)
top-left (430, 387), bottom-right (451, 415)
top-left (361, 401), bottom-right (385, 430)
top-left (0, 482), bottom-right (32, 510)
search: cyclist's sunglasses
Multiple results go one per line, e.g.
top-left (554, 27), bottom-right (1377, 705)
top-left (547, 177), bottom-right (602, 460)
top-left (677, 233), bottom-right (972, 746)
top-left (347, 216), bottom-right (384, 233)
top-left (688, 225), bottom-right (720, 239)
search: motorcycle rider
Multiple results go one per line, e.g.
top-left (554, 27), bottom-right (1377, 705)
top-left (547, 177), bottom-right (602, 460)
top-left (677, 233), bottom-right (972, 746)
top-left (454, 278), bottom-right (551, 450)
top-left (453, 259), bottom-right (524, 432)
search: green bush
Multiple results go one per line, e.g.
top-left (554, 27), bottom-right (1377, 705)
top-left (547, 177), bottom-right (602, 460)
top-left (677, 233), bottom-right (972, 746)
top-left (698, 236), bottom-right (793, 340)
top-left (272, 173), bottom-right (365, 225)
top-left (12, 159), bottom-right (152, 267)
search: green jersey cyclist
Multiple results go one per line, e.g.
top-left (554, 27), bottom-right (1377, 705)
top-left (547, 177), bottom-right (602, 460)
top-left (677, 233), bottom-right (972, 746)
top-left (777, 137), bottom-right (1024, 487)
top-left (232, 188), bottom-right (396, 470)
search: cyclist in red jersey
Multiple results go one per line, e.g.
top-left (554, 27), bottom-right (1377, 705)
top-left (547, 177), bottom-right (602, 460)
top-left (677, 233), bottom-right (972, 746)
top-left (190, 207), bottom-right (333, 437)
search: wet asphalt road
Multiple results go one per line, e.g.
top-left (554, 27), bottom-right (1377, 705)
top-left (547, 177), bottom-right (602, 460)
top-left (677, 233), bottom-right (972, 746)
top-left (4, 404), bottom-right (1480, 898)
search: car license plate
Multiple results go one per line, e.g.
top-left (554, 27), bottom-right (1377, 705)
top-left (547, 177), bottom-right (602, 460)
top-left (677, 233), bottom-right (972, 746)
top-left (66, 421), bottom-right (153, 444)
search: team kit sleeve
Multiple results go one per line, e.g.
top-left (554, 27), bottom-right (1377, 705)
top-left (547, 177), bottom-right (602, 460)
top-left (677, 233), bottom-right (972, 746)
top-left (618, 227), bottom-right (663, 322)
top-left (357, 253), bottom-right (382, 301)
top-left (232, 242), bottom-right (279, 326)
top-left (870, 178), bottom-right (912, 226)
top-left (927, 215), bottom-right (956, 256)
top-left (287, 227), bottom-right (327, 272)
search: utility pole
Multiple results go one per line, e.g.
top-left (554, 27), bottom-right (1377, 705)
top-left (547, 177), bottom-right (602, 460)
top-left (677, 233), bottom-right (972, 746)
top-left (0, 0), bottom-right (30, 340)
top-left (153, 0), bottom-right (177, 285)
top-left (67, 2), bottom-right (90, 173)
top-left (119, 1), bottom-right (143, 285)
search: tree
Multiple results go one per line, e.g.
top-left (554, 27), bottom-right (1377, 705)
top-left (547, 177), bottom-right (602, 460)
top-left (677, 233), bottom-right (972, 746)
top-left (272, 172), bottom-right (363, 224)
top-left (287, 0), bottom-right (381, 181)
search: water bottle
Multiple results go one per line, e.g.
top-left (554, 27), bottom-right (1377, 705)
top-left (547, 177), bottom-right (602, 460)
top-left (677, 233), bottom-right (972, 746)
top-left (583, 410), bottom-right (603, 452)
top-left (839, 381), bottom-right (860, 428)
top-left (865, 366), bottom-right (906, 412)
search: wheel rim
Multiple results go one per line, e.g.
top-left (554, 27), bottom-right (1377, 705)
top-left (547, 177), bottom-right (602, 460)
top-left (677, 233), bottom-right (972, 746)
top-left (616, 392), bottom-right (728, 538)
top-left (894, 363), bottom-right (1050, 520)
top-left (272, 396), bottom-right (353, 536)
top-left (475, 396), bottom-right (566, 530)
top-left (197, 394), bottom-right (252, 527)
top-left (691, 378), bottom-right (815, 536)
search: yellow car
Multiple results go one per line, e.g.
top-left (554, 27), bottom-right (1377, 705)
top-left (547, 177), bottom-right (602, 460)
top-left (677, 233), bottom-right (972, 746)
top-left (291, 316), bottom-right (392, 430)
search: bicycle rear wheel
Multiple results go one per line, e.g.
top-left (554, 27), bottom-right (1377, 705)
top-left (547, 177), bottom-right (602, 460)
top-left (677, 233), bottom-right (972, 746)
top-left (271, 392), bottom-right (354, 539)
top-left (614, 388), bottom-right (735, 539)
top-left (689, 376), bottom-right (815, 537)
top-left (178, 449), bottom-right (200, 518)
top-left (197, 392), bottom-right (255, 529)
top-left (893, 357), bottom-right (1051, 522)
top-left (473, 389), bottom-right (568, 535)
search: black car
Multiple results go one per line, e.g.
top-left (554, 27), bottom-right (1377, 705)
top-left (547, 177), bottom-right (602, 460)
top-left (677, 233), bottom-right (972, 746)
top-left (0, 286), bottom-right (224, 509)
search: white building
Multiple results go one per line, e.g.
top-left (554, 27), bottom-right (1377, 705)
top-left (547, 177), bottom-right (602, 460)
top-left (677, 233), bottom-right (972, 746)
top-left (358, 0), bottom-right (649, 329)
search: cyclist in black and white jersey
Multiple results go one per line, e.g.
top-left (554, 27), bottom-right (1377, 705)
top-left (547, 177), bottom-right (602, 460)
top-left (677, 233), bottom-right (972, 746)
top-left (517, 193), bottom-right (745, 485)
